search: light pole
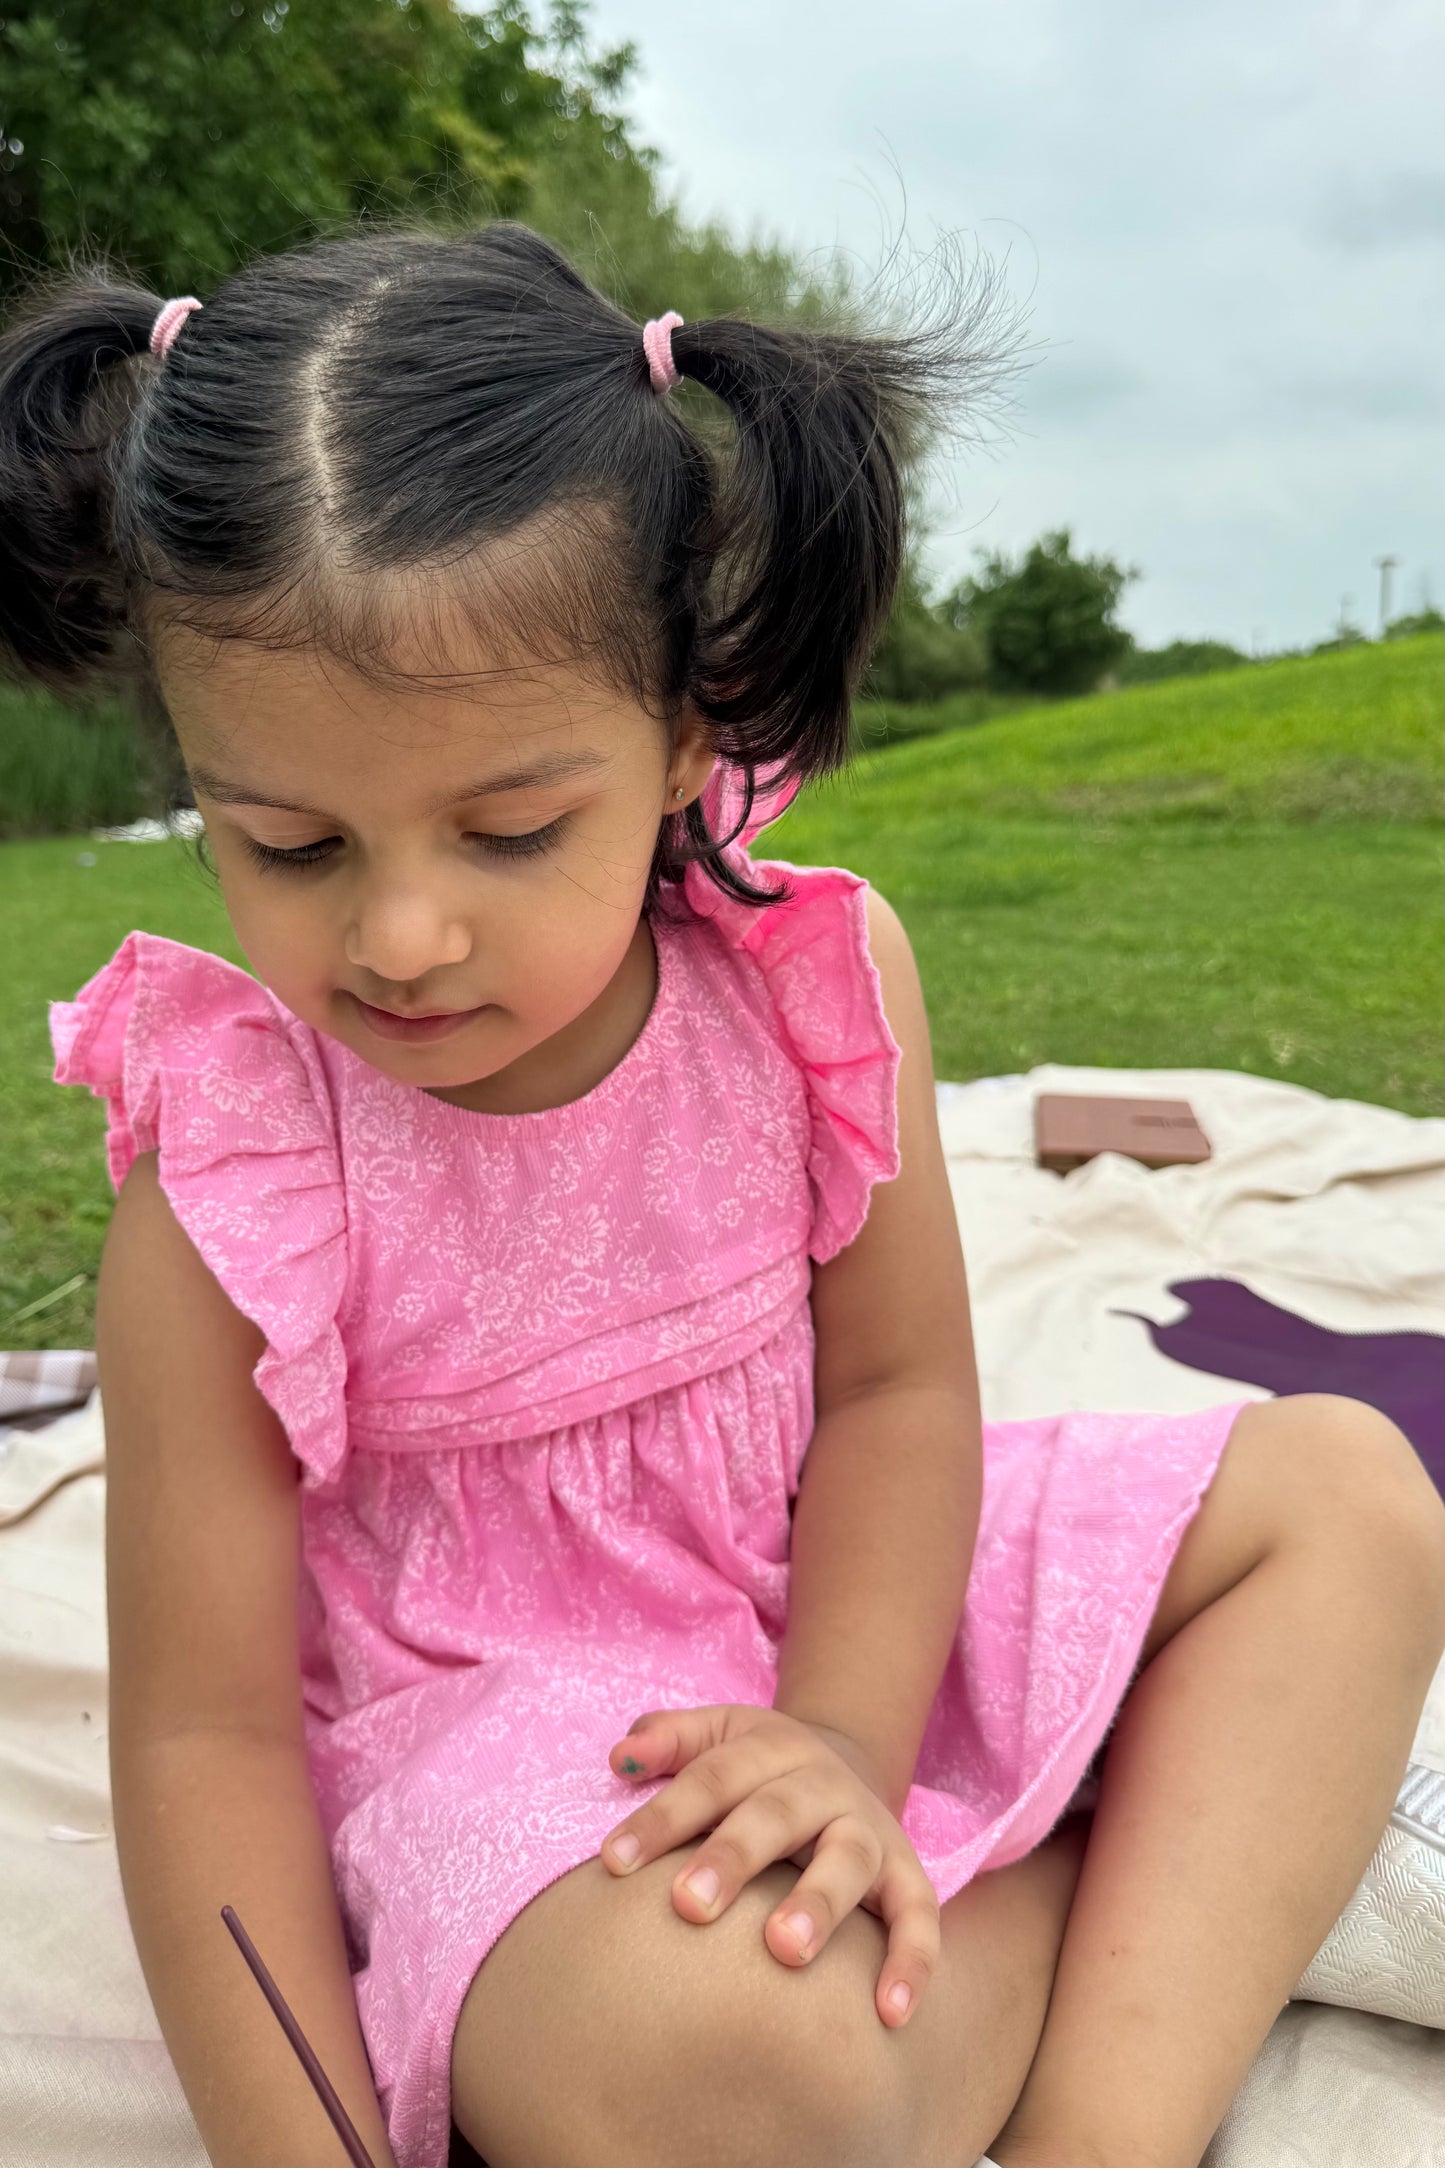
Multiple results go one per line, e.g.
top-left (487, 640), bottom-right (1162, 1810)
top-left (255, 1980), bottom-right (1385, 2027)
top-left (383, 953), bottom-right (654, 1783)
top-left (1374, 555), bottom-right (1399, 638)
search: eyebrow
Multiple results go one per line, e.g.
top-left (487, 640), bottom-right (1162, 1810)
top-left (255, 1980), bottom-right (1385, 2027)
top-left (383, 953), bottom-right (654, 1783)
top-left (186, 748), bottom-right (612, 817)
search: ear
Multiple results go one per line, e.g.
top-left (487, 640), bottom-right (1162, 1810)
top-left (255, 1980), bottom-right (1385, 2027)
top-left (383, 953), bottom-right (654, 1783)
top-left (669, 701), bottom-right (717, 807)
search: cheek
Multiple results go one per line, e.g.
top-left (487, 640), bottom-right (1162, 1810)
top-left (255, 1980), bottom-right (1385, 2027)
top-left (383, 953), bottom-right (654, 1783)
top-left (215, 868), bottom-right (331, 999)
top-left (498, 882), bottom-right (641, 1016)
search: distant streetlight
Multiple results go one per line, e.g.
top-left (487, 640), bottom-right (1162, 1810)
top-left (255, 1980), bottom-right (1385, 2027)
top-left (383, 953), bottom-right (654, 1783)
top-left (1374, 555), bottom-right (1399, 637)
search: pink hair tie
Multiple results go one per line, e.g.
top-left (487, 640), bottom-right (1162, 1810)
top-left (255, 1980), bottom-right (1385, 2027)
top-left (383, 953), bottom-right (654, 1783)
top-left (150, 296), bottom-right (202, 361)
top-left (641, 311), bottom-right (683, 394)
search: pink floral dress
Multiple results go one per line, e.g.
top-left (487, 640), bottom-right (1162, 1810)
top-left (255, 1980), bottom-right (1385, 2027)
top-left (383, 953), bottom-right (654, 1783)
top-left (51, 817), bottom-right (1245, 2168)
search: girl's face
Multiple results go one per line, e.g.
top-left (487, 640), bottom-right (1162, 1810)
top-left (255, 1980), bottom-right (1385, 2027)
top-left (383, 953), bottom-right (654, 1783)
top-left (155, 614), bottom-right (715, 1111)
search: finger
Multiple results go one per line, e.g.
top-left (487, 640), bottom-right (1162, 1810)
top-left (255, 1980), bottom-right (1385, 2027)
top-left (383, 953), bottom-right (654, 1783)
top-left (868, 1856), bottom-right (942, 2028)
top-left (603, 1731), bottom-right (813, 1880)
top-left (668, 1771), bottom-right (837, 1923)
top-left (607, 1706), bottom-right (726, 1782)
top-left (762, 1812), bottom-right (884, 1970)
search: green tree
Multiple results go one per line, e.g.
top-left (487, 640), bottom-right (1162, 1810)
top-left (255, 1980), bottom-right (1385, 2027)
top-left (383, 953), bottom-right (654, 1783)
top-left (0, 0), bottom-right (541, 301)
top-left (946, 527), bottom-right (1138, 698)
top-left (864, 547), bottom-right (987, 704)
top-left (0, 0), bottom-right (848, 329)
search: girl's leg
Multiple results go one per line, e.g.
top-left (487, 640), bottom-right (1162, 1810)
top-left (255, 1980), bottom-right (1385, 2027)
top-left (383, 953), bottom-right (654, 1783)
top-left (451, 1815), bottom-right (1090, 2168)
top-left (984, 1394), bottom-right (1445, 2168)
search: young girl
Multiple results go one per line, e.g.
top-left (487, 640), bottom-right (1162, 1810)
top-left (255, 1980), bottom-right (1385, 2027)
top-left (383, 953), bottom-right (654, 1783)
top-left (2, 223), bottom-right (1439, 2168)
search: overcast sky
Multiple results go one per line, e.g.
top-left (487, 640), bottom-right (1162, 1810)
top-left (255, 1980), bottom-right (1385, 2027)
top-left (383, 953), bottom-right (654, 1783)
top-left (581, 0), bottom-right (1443, 651)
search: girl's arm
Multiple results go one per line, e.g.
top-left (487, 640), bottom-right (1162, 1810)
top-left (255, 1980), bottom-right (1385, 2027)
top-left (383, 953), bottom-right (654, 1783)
top-left (773, 890), bottom-right (983, 1820)
top-left (98, 1153), bottom-right (396, 2168)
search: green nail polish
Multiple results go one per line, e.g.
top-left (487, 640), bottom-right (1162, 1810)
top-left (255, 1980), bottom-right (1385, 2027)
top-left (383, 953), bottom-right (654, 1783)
top-left (621, 1755), bottom-right (645, 1774)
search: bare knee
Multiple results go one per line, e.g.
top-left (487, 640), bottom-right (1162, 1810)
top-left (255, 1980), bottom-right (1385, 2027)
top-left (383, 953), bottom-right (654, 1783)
top-left (453, 1844), bottom-right (917, 2167)
top-left (1244, 1393), bottom-right (1444, 1654)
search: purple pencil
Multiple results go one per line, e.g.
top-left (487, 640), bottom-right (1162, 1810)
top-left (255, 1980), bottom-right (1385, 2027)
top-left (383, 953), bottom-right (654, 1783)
top-left (221, 1905), bottom-right (378, 2168)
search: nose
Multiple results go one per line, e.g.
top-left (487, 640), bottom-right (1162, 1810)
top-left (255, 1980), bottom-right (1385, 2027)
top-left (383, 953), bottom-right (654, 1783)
top-left (343, 876), bottom-right (472, 990)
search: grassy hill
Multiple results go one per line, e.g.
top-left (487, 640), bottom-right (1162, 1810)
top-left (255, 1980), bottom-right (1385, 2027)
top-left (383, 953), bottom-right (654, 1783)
top-left (846, 633), bottom-right (1440, 825)
top-left (0, 634), bottom-right (1440, 1349)
top-left (770, 632), bottom-right (1442, 1105)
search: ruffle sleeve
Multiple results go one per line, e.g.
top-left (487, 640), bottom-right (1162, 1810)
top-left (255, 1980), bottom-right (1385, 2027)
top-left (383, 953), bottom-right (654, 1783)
top-left (50, 931), bottom-right (349, 1490)
top-left (679, 844), bottom-right (902, 1262)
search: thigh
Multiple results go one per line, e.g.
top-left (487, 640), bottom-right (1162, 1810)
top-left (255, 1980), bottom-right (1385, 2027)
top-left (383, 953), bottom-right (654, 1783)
top-left (451, 1823), bottom-right (1087, 2168)
top-left (451, 1842), bottom-right (905, 2168)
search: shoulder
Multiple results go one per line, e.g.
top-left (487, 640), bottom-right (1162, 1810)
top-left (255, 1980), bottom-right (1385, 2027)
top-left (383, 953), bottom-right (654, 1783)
top-left (55, 934), bottom-right (351, 1492)
top-left (678, 857), bottom-right (909, 1261)
top-left (810, 887), bottom-right (975, 1405)
top-left (860, 888), bottom-right (937, 1138)
top-left (52, 930), bottom-right (299, 1091)
top-left (860, 886), bottom-right (930, 1062)
top-left (51, 926), bottom-right (341, 1210)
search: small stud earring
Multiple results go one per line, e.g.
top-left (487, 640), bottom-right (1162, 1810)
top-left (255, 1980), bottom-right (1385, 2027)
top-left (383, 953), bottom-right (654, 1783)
top-left (674, 787), bottom-right (686, 801)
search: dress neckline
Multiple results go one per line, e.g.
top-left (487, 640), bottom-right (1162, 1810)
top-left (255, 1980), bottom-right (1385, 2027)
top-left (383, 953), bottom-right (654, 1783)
top-left (397, 910), bottom-right (676, 1129)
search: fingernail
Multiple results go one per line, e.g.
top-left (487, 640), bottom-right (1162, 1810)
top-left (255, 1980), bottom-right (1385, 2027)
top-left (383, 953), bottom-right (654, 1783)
top-left (684, 1866), bottom-right (720, 1905)
top-left (784, 1910), bottom-right (813, 1952)
top-left (887, 1981), bottom-right (911, 2015)
top-left (610, 1833), bottom-right (640, 1867)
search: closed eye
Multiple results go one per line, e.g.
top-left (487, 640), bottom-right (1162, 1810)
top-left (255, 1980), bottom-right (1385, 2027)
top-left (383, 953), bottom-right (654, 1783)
top-left (240, 818), bottom-right (570, 875)
top-left (242, 836), bottom-right (341, 872)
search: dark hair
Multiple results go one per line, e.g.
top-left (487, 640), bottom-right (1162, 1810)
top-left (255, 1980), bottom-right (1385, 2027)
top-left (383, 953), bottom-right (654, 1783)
top-left (0, 221), bottom-right (1019, 906)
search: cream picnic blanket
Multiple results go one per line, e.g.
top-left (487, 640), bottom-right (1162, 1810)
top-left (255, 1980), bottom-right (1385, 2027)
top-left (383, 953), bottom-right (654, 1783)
top-left (2, 1064), bottom-right (1441, 2167)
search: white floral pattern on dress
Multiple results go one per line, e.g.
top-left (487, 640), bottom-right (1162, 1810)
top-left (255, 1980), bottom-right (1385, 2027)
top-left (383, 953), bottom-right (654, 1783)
top-left (51, 853), bottom-right (1247, 2168)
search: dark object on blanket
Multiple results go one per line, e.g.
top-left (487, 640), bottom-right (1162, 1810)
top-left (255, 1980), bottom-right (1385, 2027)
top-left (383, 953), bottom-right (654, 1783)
top-left (1034, 1094), bottom-right (1212, 1173)
top-left (1117, 1278), bottom-right (1445, 1500)
top-left (221, 1906), bottom-right (378, 2168)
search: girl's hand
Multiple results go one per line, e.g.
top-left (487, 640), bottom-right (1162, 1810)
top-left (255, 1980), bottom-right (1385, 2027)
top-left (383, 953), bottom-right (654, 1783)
top-left (602, 1703), bottom-right (938, 2027)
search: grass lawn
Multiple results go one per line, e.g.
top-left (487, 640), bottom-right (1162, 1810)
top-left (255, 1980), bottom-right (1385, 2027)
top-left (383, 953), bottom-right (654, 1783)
top-left (769, 637), bottom-right (1443, 1103)
top-left (1, 634), bottom-right (1440, 1350)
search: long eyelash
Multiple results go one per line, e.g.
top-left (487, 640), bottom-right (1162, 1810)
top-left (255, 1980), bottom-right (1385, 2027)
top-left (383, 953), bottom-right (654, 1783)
top-left (240, 819), bottom-right (569, 876)
top-left (475, 817), bottom-right (568, 861)
top-left (242, 836), bottom-right (340, 873)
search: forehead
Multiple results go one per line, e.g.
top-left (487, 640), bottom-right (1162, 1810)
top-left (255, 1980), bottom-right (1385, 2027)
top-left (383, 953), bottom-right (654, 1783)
top-left (155, 613), bottom-right (658, 808)
top-left (148, 506), bottom-right (664, 782)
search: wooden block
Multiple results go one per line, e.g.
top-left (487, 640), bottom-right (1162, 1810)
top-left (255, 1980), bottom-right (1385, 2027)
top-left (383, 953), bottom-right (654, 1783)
top-left (1034, 1093), bottom-right (1213, 1173)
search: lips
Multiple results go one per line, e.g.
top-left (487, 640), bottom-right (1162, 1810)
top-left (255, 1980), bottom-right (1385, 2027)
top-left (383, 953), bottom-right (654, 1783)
top-left (353, 996), bottom-right (487, 1045)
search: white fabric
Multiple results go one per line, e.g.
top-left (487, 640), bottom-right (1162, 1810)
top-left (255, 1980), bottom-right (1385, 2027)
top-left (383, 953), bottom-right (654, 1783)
top-left (2, 1062), bottom-right (1442, 2166)
top-left (1294, 1764), bottom-right (1445, 2028)
top-left (935, 1062), bottom-right (1444, 1429)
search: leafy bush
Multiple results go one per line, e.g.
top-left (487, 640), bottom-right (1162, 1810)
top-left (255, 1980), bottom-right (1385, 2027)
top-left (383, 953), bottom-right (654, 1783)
top-left (1386, 608), bottom-right (1445, 641)
top-left (944, 527), bottom-right (1137, 697)
top-left (855, 686), bottom-right (1029, 748)
top-left (863, 554), bottom-right (988, 706)
top-left (1117, 639), bottom-right (1250, 685)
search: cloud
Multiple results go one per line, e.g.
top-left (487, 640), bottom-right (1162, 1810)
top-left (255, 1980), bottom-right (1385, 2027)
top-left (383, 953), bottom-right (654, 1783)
top-left (1309, 170), bottom-right (1445, 252)
top-left (582, 0), bottom-right (1444, 649)
top-left (1021, 353), bottom-right (1147, 421)
top-left (1256, 368), bottom-right (1442, 427)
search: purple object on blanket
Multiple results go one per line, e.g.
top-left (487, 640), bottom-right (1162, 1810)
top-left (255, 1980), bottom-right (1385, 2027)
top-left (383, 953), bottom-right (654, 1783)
top-left (1117, 1278), bottom-right (1445, 1500)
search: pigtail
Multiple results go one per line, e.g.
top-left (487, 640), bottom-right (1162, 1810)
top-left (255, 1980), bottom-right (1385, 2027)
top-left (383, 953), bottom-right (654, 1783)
top-left (0, 269), bottom-right (161, 690)
top-left (670, 320), bottom-right (921, 782)
top-left (665, 244), bottom-right (1027, 808)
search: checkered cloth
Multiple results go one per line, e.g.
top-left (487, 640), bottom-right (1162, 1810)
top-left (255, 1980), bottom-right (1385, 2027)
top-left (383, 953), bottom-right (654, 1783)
top-left (0, 1349), bottom-right (97, 1427)
top-left (0, 1352), bottom-right (102, 1529)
